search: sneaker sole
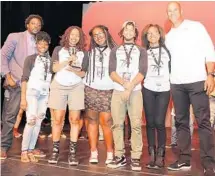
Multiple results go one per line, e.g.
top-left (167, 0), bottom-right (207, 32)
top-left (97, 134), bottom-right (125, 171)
top-left (153, 165), bottom-right (163, 170)
top-left (105, 160), bottom-right (113, 165)
top-left (0, 157), bottom-right (7, 160)
top-left (14, 135), bottom-right (22, 138)
top-left (131, 165), bottom-right (142, 171)
top-left (48, 159), bottom-right (58, 164)
top-left (68, 161), bottom-right (79, 166)
top-left (89, 158), bottom-right (98, 164)
top-left (146, 165), bottom-right (157, 169)
top-left (167, 166), bottom-right (191, 171)
top-left (34, 154), bottom-right (46, 158)
top-left (107, 162), bottom-right (127, 169)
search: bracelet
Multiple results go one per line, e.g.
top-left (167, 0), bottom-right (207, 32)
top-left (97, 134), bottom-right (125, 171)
top-left (207, 72), bottom-right (215, 77)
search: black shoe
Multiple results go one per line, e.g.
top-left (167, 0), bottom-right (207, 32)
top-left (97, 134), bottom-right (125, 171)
top-left (155, 147), bottom-right (165, 168)
top-left (131, 159), bottom-right (141, 171)
top-left (68, 153), bottom-right (79, 166)
top-left (48, 152), bottom-right (59, 164)
top-left (167, 160), bottom-right (191, 171)
top-left (204, 168), bottom-right (215, 176)
top-left (68, 141), bottom-right (79, 166)
top-left (155, 156), bottom-right (164, 168)
top-left (107, 155), bottom-right (126, 169)
top-left (146, 160), bottom-right (156, 169)
top-left (146, 146), bottom-right (156, 169)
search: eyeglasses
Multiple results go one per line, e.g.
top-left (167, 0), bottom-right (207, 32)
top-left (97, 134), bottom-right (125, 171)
top-left (93, 32), bottom-right (105, 39)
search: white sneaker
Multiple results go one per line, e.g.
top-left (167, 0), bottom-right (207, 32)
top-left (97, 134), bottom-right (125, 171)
top-left (105, 152), bottom-right (113, 164)
top-left (99, 135), bottom-right (104, 141)
top-left (89, 150), bottom-right (98, 164)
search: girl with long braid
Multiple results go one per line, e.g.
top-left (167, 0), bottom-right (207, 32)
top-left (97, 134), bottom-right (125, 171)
top-left (83, 25), bottom-right (117, 164)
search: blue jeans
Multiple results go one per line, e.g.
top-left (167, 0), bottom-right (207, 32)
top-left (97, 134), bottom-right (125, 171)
top-left (21, 89), bottom-right (48, 151)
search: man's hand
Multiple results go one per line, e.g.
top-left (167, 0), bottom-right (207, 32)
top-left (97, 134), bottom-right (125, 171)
top-left (204, 75), bottom-right (215, 95)
top-left (6, 74), bottom-right (16, 87)
top-left (123, 81), bottom-right (135, 91)
top-left (20, 99), bottom-right (27, 111)
top-left (121, 89), bottom-right (131, 102)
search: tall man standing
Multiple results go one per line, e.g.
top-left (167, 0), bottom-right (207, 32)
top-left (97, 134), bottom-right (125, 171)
top-left (165, 2), bottom-right (215, 175)
top-left (1, 14), bottom-right (43, 159)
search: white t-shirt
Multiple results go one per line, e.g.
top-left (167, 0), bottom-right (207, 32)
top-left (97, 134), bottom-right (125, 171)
top-left (166, 19), bottom-right (215, 84)
top-left (22, 54), bottom-right (52, 95)
top-left (109, 44), bottom-right (148, 91)
top-left (144, 47), bottom-right (170, 92)
top-left (83, 47), bottom-right (114, 90)
top-left (53, 47), bottom-right (88, 86)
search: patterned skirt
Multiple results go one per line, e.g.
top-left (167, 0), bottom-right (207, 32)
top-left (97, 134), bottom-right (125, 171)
top-left (84, 86), bottom-right (113, 112)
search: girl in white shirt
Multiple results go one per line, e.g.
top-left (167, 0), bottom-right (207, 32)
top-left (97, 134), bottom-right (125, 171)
top-left (142, 24), bottom-right (171, 169)
top-left (83, 25), bottom-right (117, 164)
top-left (20, 31), bottom-right (51, 163)
top-left (48, 26), bottom-right (88, 165)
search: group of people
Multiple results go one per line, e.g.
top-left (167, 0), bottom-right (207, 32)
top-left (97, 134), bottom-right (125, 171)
top-left (1, 2), bottom-right (215, 175)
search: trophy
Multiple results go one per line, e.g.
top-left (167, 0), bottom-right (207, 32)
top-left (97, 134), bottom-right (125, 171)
top-left (68, 47), bottom-right (81, 71)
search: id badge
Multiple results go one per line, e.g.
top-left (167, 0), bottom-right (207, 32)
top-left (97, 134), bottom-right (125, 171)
top-left (122, 72), bottom-right (131, 82)
top-left (96, 67), bottom-right (105, 77)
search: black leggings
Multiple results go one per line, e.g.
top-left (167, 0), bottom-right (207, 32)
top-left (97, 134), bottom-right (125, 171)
top-left (142, 87), bottom-right (170, 149)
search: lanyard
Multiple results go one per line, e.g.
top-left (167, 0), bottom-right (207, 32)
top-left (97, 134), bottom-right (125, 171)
top-left (149, 47), bottom-right (162, 75)
top-left (97, 46), bottom-right (108, 62)
top-left (39, 55), bottom-right (49, 81)
top-left (123, 44), bottom-right (134, 68)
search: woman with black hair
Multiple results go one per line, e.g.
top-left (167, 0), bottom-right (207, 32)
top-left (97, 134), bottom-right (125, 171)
top-left (142, 24), bottom-right (171, 169)
top-left (20, 31), bottom-right (51, 163)
top-left (83, 25), bottom-right (117, 164)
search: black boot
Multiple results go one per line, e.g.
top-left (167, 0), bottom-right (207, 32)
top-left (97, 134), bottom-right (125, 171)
top-left (155, 147), bottom-right (165, 168)
top-left (48, 141), bottom-right (60, 164)
top-left (68, 141), bottom-right (79, 166)
top-left (146, 146), bottom-right (156, 169)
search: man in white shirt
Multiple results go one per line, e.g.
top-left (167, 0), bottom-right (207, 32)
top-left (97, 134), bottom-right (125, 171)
top-left (165, 2), bottom-right (215, 175)
top-left (107, 21), bottom-right (148, 171)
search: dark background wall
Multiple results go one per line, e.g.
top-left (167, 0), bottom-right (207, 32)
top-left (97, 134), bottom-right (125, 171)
top-left (1, 1), bottom-right (90, 112)
top-left (1, 1), bottom-right (90, 53)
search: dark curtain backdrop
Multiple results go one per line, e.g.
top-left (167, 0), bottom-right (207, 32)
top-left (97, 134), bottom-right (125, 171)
top-left (1, 1), bottom-right (90, 110)
top-left (1, 1), bottom-right (90, 53)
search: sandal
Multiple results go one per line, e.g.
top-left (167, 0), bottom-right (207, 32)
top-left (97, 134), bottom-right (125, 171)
top-left (21, 152), bottom-right (30, 163)
top-left (28, 152), bottom-right (38, 163)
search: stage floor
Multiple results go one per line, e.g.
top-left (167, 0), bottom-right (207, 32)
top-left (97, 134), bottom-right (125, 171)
top-left (1, 126), bottom-right (214, 176)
